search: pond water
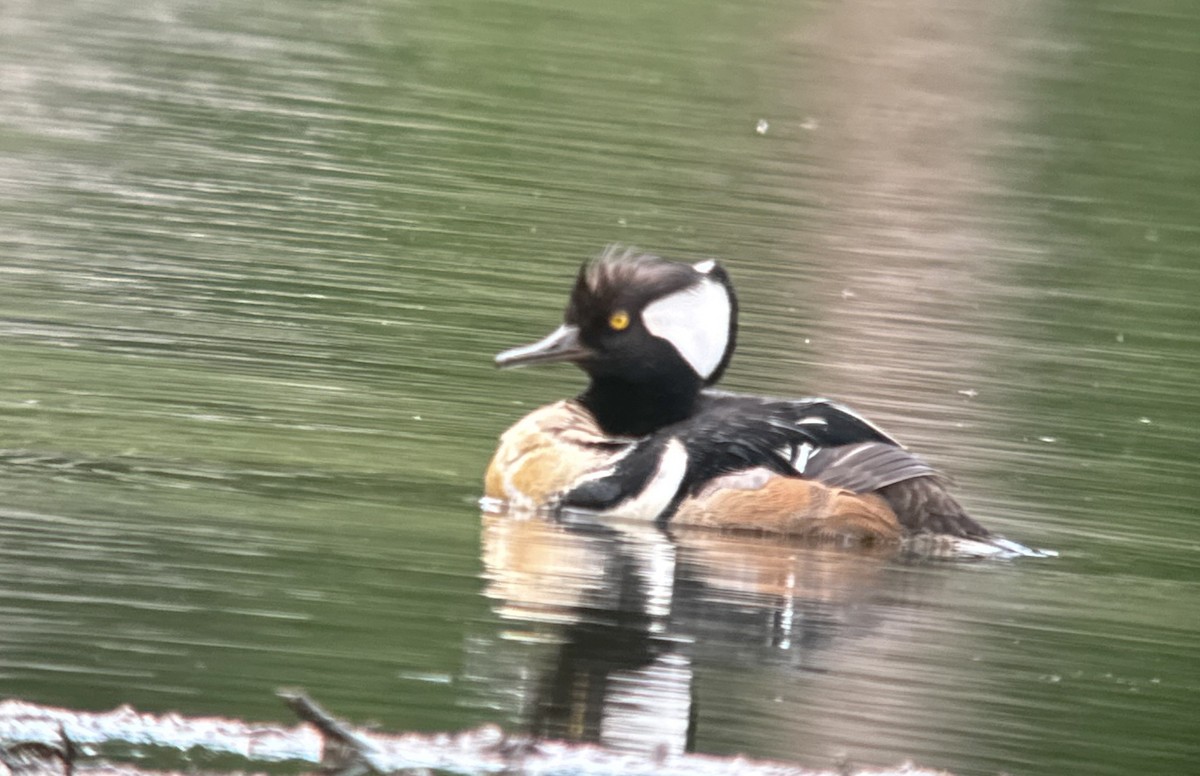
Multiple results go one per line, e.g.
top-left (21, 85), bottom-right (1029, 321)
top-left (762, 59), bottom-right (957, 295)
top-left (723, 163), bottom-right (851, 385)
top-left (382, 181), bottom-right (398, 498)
top-left (1, 1), bottom-right (1197, 774)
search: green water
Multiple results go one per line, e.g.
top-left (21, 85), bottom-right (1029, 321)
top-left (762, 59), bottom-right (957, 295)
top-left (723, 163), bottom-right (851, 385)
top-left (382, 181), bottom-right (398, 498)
top-left (1, 1), bottom-right (1197, 774)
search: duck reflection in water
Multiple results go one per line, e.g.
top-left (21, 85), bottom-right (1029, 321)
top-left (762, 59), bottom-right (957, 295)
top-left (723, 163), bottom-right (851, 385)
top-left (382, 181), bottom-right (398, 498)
top-left (475, 511), bottom-right (908, 757)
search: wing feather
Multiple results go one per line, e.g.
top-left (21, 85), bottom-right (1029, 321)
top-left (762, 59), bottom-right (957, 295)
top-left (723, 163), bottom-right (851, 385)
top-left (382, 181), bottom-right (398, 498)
top-left (803, 442), bottom-right (939, 492)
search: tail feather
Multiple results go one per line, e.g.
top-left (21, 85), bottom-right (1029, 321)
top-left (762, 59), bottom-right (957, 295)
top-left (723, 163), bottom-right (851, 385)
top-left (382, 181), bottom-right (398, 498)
top-left (903, 533), bottom-right (1059, 560)
top-left (877, 477), bottom-right (1057, 559)
top-left (876, 476), bottom-right (989, 538)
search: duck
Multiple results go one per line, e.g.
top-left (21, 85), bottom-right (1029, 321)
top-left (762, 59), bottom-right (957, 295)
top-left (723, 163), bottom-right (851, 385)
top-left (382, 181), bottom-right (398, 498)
top-left (484, 246), bottom-right (1045, 554)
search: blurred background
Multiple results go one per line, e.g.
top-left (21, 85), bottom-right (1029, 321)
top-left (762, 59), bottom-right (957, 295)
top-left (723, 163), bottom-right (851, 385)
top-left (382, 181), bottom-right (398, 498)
top-left (1, 1), bottom-right (1196, 774)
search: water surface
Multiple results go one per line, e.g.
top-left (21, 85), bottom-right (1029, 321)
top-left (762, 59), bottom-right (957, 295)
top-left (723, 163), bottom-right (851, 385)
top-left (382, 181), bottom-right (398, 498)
top-left (1, 1), bottom-right (1197, 774)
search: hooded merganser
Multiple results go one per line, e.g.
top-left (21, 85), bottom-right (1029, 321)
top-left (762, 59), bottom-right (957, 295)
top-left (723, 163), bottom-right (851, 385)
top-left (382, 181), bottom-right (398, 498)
top-left (485, 247), bottom-right (1043, 552)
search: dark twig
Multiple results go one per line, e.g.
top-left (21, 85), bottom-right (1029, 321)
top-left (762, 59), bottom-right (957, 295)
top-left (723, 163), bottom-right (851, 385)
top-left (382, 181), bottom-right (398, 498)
top-left (277, 690), bottom-right (385, 776)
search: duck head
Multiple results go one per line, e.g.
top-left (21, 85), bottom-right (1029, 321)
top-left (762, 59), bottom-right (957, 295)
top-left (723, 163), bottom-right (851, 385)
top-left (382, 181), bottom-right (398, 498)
top-left (496, 246), bottom-right (738, 436)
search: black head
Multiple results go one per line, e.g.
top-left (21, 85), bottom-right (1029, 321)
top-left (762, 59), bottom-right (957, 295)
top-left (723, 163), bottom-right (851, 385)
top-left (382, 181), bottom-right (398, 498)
top-left (496, 246), bottom-right (739, 435)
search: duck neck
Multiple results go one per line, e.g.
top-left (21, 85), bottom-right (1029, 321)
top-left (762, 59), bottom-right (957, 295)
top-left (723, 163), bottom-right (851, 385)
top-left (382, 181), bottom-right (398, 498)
top-left (579, 375), bottom-right (701, 437)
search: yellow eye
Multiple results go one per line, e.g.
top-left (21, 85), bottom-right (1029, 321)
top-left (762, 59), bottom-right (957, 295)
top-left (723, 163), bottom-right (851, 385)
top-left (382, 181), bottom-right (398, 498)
top-left (608, 310), bottom-right (631, 331)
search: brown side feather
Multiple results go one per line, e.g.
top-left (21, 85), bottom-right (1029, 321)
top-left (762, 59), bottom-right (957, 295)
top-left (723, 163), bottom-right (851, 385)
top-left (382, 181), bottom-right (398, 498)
top-left (485, 400), bottom-right (631, 508)
top-left (671, 468), bottom-right (902, 542)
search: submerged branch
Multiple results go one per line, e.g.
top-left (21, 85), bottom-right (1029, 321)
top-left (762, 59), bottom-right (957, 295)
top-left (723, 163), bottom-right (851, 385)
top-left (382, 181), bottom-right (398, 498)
top-left (0, 694), bottom-right (951, 776)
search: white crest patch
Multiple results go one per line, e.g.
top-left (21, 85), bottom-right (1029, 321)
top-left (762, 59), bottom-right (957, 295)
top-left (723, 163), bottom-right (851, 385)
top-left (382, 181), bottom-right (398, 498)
top-left (641, 278), bottom-right (731, 379)
top-left (692, 259), bottom-right (716, 274)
